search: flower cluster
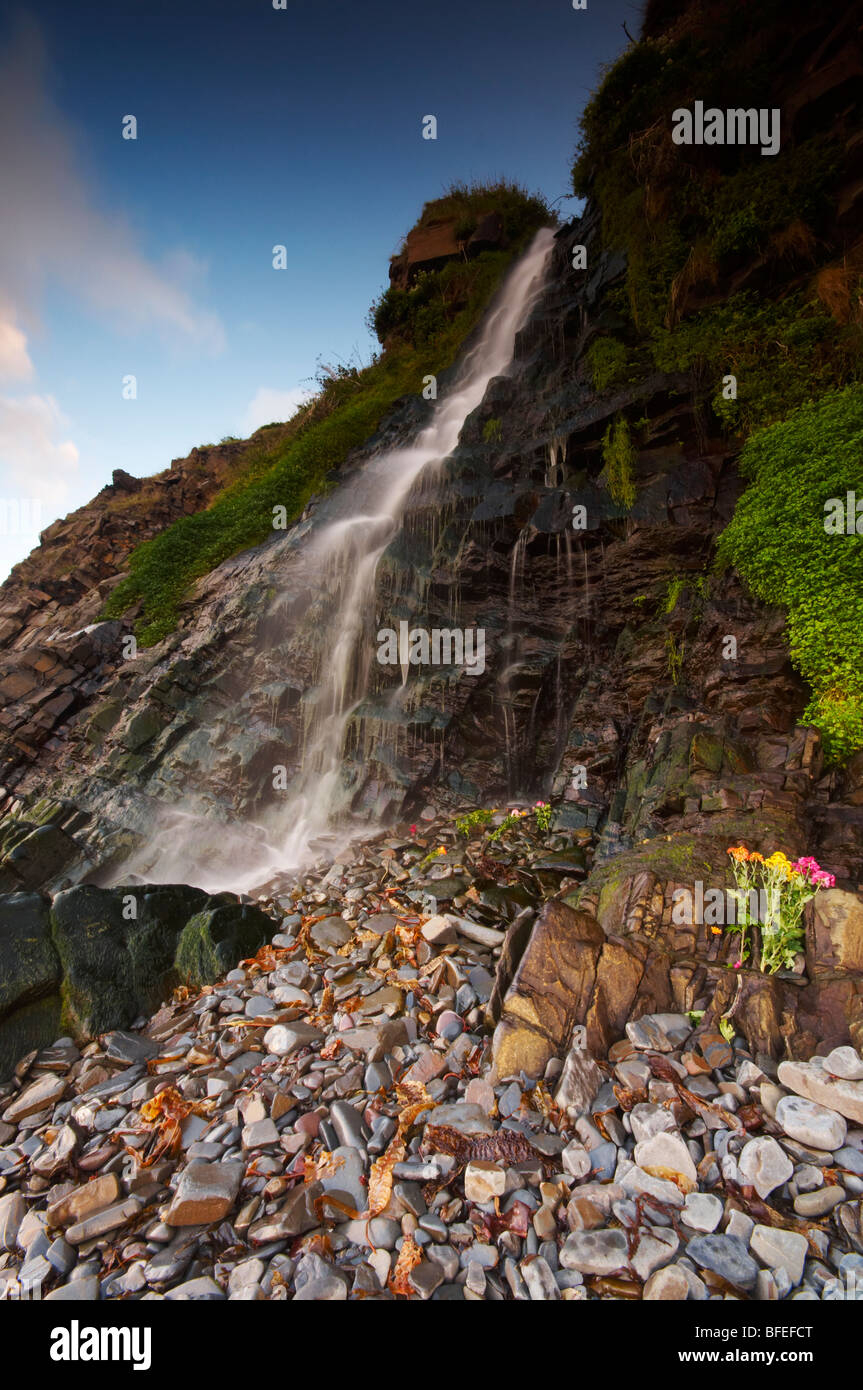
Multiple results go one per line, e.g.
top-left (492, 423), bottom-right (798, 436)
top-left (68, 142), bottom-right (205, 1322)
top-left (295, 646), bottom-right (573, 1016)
top-left (725, 845), bottom-right (835, 975)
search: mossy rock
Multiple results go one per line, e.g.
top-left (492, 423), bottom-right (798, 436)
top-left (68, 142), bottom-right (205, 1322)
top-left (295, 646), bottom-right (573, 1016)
top-left (174, 900), bottom-right (272, 991)
top-left (120, 706), bottom-right (165, 752)
top-left (0, 823), bottom-right (83, 893)
top-left (0, 892), bottom-right (61, 1019)
top-left (51, 883), bottom-right (209, 1037)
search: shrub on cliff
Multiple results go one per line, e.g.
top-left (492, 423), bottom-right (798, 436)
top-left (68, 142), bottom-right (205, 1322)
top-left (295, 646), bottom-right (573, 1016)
top-left (717, 385), bottom-right (863, 762)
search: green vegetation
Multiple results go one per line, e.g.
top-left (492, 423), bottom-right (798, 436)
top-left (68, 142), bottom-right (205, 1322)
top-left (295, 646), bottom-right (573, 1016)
top-left (456, 808), bottom-right (495, 838)
top-left (661, 572), bottom-right (710, 617)
top-left (372, 253), bottom-right (515, 348)
top-left (717, 386), bottom-right (863, 761)
top-left (586, 336), bottom-right (630, 392)
top-left (665, 633), bottom-right (685, 686)
top-left (414, 179), bottom-right (551, 241)
top-left (601, 416), bottom-right (636, 509)
top-left (104, 186), bottom-right (550, 646)
top-left (648, 291), bottom-right (858, 435)
top-left (571, 3), bottom-right (863, 757)
top-left (482, 417), bottom-right (503, 444)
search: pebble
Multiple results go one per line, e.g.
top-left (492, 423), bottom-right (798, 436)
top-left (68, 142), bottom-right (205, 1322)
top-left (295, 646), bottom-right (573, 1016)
top-left (824, 1047), bottom-right (863, 1081)
top-left (793, 1185), bottom-right (846, 1217)
top-left (775, 1094), bottom-right (847, 1151)
top-left (738, 1136), bottom-right (793, 1200)
top-left (464, 1161), bottom-right (506, 1204)
top-left (681, 1192), bottom-right (723, 1233)
top-left (644, 1265), bottom-right (690, 1300)
top-left (685, 1234), bottom-right (759, 1291)
top-left (750, 1225), bottom-right (808, 1286)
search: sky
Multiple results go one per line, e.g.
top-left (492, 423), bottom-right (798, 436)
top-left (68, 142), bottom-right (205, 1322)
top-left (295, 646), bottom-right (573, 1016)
top-left (0, 0), bottom-right (636, 579)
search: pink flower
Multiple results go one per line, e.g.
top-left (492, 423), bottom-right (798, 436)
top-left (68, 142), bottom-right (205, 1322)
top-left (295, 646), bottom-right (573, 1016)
top-left (409, 824), bottom-right (417, 835)
top-left (733, 960), bottom-right (742, 970)
top-left (791, 856), bottom-right (835, 889)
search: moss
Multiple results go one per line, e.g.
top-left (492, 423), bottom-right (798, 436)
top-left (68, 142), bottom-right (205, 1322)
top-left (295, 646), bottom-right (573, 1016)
top-left (601, 416), bottom-right (637, 509)
top-left (586, 336), bottom-right (630, 391)
top-left (174, 903), bottom-right (270, 991)
top-left (649, 291), bottom-right (859, 435)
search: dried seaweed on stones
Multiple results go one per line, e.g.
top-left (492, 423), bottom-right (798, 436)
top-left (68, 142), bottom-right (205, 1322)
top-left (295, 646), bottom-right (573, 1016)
top-left (473, 1198), bottom-right (532, 1242)
top-left (736, 1103), bottom-right (764, 1131)
top-left (388, 1234), bottom-right (422, 1296)
top-left (529, 1080), bottom-right (563, 1127)
top-left (129, 1086), bottom-right (214, 1166)
top-left (587, 1276), bottom-right (642, 1299)
top-left (613, 1085), bottom-right (648, 1112)
top-left (303, 1149), bottom-right (345, 1185)
top-left (366, 1082), bottom-right (432, 1219)
top-left (646, 1064), bottom-right (745, 1134)
top-left (423, 1125), bottom-right (548, 1169)
top-left (647, 1054), bottom-right (683, 1084)
top-left (239, 943), bottom-right (295, 974)
top-left (314, 1193), bottom-right (362, 1222)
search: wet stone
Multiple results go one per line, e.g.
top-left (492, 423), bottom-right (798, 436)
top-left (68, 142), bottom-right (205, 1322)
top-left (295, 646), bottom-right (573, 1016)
top-left (685, 1234), bottom-right (759, 1291)
top-left (166, 1161), bottom-right (243, 1227)
top-left (560, 1229), bottom-right (629, 1276)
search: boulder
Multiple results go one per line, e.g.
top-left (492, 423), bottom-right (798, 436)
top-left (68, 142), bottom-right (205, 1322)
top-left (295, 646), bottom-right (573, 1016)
top-left (492, 901), bottom-right (605, 1079)
top-left (0, 892), bottom-right (62, 1077)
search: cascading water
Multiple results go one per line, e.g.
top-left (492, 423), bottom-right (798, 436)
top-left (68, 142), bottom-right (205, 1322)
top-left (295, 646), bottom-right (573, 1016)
top-left (254, 228), bottom-right (554, 882)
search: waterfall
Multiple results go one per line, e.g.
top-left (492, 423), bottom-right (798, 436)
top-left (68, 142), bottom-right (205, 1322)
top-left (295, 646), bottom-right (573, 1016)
top-left (252, 228), bottom-right (554, 883)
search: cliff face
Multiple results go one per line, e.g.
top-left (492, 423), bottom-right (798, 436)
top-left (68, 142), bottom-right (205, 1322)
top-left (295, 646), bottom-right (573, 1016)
top-left (0, 1), bottom-right (861, 1065)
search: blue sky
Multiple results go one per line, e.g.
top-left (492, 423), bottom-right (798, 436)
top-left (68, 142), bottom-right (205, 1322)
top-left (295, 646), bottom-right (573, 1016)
top-left (0, 0), bottom-right (635, 579)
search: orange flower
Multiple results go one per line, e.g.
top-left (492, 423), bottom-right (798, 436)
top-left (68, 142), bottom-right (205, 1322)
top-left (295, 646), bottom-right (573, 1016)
top-left (710, 926), bottom-right (722, 935)
top-left (749, 852), bottom-right (764, 864)
top-left (727, 846), bottom-right (750, 862)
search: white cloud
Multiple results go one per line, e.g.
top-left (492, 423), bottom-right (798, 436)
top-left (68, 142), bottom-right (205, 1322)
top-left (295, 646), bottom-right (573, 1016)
top-left (242, 386), bottom-right (312, 435)
top-left (0, 391), bottom-right (78, 577)
top-left (0, 313), bottom-right (34, 382)
top-left (0, 19), bottom-right (225, 353)
top-left (0, 392), bottom-right (78, 506)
